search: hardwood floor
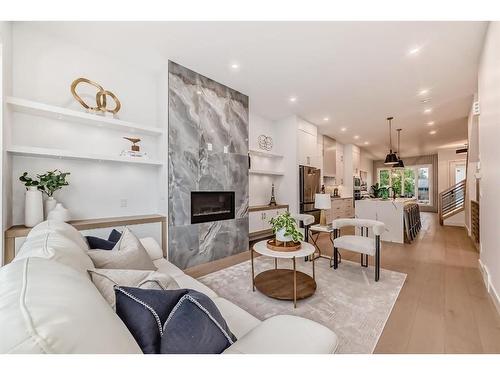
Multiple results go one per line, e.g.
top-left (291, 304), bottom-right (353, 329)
top-left (186, 212), bottom-right (500, 353)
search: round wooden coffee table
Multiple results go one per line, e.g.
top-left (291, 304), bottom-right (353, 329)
top-left (251, 240), bottom-right (316, 308)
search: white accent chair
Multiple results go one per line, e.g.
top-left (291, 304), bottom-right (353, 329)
top-left (331, 218), bottom-right (385, 281)
top-left (292, 214), bottom-right (315, 261)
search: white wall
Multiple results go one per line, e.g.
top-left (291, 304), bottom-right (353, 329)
top-left (6, 23), bottom-right (166, 246)
top-left (477, 21), bottom-right (500, 312)
top-left (465, 102), bottom-right (479, 234)
top-left (360, 149), bottom-right (373, 188)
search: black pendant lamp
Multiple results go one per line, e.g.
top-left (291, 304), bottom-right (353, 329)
top-left (384, 116), bottom-right (399, 165)
top-left (394, 128), bottom-right (405, 168)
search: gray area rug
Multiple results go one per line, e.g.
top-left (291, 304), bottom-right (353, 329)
top-left (199, 257), bottom-right (406, 353)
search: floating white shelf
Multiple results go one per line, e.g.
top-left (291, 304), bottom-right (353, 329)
top-left (6, 97), bottom-right (164, 136)
top-left (249, 149), bottom-right (283, 158)
top-left (7, 145), bottom-right (163, 166)
top-left (249, 169), bottom-right (284, 176)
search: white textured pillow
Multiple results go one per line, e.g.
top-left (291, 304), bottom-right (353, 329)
top-left (88, 268), bottom-right (180, 309)
top-left (87, 227), bottom-right (156, 270)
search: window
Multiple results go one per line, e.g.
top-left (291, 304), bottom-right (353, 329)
top-left (377, 164), bottom-right (432, 205)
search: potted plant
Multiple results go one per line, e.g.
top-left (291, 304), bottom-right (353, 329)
top-left (19, 172), bottom-right (43, 227)
top-left (38, 170), bottom-right (70, 216)
top-left (269, 211), bottom-right (304, 243)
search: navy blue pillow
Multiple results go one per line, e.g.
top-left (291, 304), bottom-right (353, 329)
top-left (114, 287), bottom-right (235, 354)
top-left (85, 236), bottom-right (116, 250)
top-left (108, 229), bottom-right (122, 243)
top-left (160, 290), bottom-right (236, 354)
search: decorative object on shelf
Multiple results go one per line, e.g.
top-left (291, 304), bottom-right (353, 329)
top-left (321, 184), bottom-right (326, 194)
top-left (265, 238), bottom-right (301, 252)
top-left (268, 183), bottom-right (277, 206)
top-left (121, 137), bottom-right (148, 158)
top-left (384, 117), bottom-right (399, 165)
top-left (333, 187), bottom-right (340, 198)
top-left (19, 172), bottom-right (43, 227)
top-left (44, 197), bottom-right (57, 218)
top-left (37, 169), bottom-right (70, 218)
top-left (393, 128), bottom-right (405, 168)
top-left (70, 77), bottom-right (121, 115)
top-left (257, 134), bottom-right (273, 151)
top-left (370, 183), bottom-right (381, 198)
top-left (47, 203), bottom-right (71, 222)
top-left (269, 211), bottom-right (304, 244)
top-left (314, 193), bottom-right (331, 226)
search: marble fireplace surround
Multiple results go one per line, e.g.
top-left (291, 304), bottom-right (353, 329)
top-left (168, 61), bottom-right (249, 269)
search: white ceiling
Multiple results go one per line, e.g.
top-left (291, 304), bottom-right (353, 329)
top-left (24, 21), bottom-right (488, 159)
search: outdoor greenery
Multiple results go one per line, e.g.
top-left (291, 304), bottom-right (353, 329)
top-left (269, 211), bottom-right (304, 242)
top-left (19, 170), bottom-right (70, 196)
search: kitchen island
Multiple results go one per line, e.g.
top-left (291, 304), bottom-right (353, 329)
top-left (355, 198), bottom-right (417, 243)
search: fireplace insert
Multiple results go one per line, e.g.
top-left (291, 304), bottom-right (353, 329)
top-left (191, 191), bottom-right (235, 224)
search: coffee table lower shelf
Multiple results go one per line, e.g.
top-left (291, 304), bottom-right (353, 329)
top-left (254, 269), bottom-right (317, 301)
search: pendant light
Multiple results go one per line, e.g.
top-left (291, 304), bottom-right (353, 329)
top-left (394, 128), bottom-right (405, 168)
top-left (384, 116), bottom-right (399, 165)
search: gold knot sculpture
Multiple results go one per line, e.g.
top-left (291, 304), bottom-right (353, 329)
top-left (70, 77), bottom-right (121, 115)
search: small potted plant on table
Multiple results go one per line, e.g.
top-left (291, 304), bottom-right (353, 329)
top-left (268, 211), bottom-right (304, 250)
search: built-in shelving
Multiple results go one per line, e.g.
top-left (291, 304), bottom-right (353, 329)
top-left (249, 169), bottom-right (284, 176)
top-left (7, 145), bottom-right (163, 166)
top-left (248, 149), bottom-right (283, 158)
top-left (6, 97), bottom-right (164, 136)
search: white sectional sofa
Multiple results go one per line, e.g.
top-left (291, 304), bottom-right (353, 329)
top-left (0, 220), bottom-right (338, 354)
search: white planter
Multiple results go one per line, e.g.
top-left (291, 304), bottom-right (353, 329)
top-left (44, 197), bottom-right (57, 218)
top-left (47, 203), bottom-right (70, 222)
top-left (25, 186), bottom-right (44, 227)
top-left (276, 228), bottom-right (293, 242)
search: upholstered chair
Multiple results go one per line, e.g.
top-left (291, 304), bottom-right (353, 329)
top-left (331, 219), bottom-right (385, 281)
top-left (292, 213), bottom-right (315, 261)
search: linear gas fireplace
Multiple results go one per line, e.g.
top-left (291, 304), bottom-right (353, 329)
top-left (191, 191), bottom-right (235, 224)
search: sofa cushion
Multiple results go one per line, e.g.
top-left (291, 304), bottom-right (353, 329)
top-left (15, 221), bottom-right (94, 275)
top-left (85, 236), bottom-right (117, 250)
top-left (152, 257), bottom-right (184, 278)
top-left (87, 228), bottom-right (156, 270)
top-left (141, 238), bottom-right (167, 262)
top-left (114, 287), bottom-right (188, 353)
top-left (160, 290), bottom-right (236, 354)
top-left (108, 229), bottom-right (122, 243)
top-left (212, 297), bottom-right (261, 339)
top-left (172, 274), bottom-right (218, 299)
top-left (223, 315), bottom-right (338, 354)
top-left (0, 258), bottom-right (142, 354)
top-left (88, 268), bottom-right (179, 309)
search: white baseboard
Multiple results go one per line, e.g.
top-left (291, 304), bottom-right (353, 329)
top-left (478, 258), bottom-right (500, 315)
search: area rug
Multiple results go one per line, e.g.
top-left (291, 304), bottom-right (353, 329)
top-left (199, 257), bottom-right (406, 353)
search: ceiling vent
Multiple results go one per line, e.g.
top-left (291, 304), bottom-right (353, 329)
top-left (472, 101), bottom-right (480, 116)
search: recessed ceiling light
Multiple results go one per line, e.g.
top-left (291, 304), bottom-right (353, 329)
top-left (423, 108), bottom-right (433, 114)
top-left (418, 89), bottom-right (429, 96)
top-left (407, 46), bottom-right (421, 56)
top-left (323, 117), bottom-right (329, 121)
top-left (340, 127), bottom-right (347, 132)
top-left (364, 141), bottom-right (369, 145)
top-left (196, 90), bottom-right (202, 95)
top-left (420, 98), bottom-right (431, 103)
top-left (354, 135), bottom-right (360, 140)
top-left (429, 130), bottom-right (437, 135)
top-left (427, 121), bottom-right (435, 126)
top-left (289, 96), bottom-right (297, 103)
top-left (230, 63), bottom-right (239, 69)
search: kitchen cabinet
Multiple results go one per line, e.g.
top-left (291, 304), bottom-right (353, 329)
top-left (353, 148), bottom-right (361, 177)
top-left (325, 198), bottom-right (354, 223)
top-left (249, 205), bottom-right (289, 240)
top-left (336, 143), bottom-right (344, 185)
top-left (323, 135), bottom-right (336, 177)
top-left (297, 118), bottom-right (319, 167)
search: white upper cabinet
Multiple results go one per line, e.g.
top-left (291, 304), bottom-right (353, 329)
top-left (323, 135), bottom-right (336, 177)
top-left (353, 147), bottom-right (361, 177)
top-left (336, 143), bottom-right (344, 184)
top-left (297, 118), bottom-right (318, 167)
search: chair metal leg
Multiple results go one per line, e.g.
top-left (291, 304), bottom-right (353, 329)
top-left (332, 228), bottom-right (339, 269)
top-left (375, 235), bottom-right (380, 281)
top-left (361, 253), bottom-right (368, 267)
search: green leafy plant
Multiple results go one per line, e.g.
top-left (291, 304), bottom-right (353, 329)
top-left (37, 170), bottom-right (70, 197)
top-left (370, 183), bottom-right (381, 198)
top-left (269, 211), bottom-right (304, 242)
top-left (19, 172), bottom-right (40, 189)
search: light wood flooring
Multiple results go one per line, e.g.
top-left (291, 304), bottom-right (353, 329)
top-left (185, 212), bottom-right (500, 353)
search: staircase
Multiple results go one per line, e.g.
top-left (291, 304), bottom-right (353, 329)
top-left (439, 179), bottom-right (466, 225)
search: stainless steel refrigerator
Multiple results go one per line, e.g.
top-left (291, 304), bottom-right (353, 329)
top-left (299, 165), bottom-right (321, 224)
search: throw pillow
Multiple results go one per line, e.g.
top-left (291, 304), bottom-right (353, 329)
top-left (115, 287), bottom-right (188, 354)
top-left (86, 236), bottom-right (117, 250)
top-left (161, 289), bottom-right (236, 354)
top-left (114, 287), bottom-right (235, 354)
top-left (87, 227), bottom-right (156, 270)
top-left (108, 229), bottom-right (122, 243)
top-left (88, 268), bottom-right (180, 309)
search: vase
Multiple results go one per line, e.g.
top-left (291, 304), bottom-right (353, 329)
top-left (276, 228), bottom-right (293, 243)
top-left (25, 186), bottom-right (44, 227)
top-left (44, 197), bottom-right (57, 218)
top-left (47, 203), bottom-right (71, 222)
